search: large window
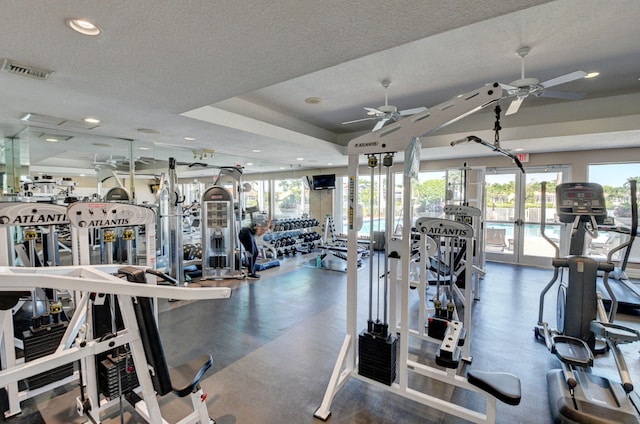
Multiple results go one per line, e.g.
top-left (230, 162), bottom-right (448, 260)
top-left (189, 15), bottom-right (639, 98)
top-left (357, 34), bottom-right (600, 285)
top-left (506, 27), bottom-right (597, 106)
top-left (244, 180), bottom-right (270, 211)
top-left (336, 171), bottom-right (448, 237)
top-left (412, 171), bottom-right (448, 222)
top-left (587, 163), bottom-right (640, 266)
top-left (273, 178), bottom-right (309, 219)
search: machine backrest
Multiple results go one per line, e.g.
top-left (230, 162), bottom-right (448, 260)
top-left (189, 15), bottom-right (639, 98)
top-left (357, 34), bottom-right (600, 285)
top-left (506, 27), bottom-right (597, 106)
top-left (117, 266), bottom-right (173, 396)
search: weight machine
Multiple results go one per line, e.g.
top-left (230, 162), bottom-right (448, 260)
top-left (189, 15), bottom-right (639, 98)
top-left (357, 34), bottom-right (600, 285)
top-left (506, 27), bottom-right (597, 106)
top-left (68, 201), bottom-right (156, 270)
top-left (315, 83), bottom-right (522, 423)
top-left (0, 265), bottom-right (231, 423)
top-left (201, 166), bottom-right (245, 280)
top-left (66, 201), bottom-right (166, 420)
top-left (0, 202), bottom-right (76, 418)
top-left (391, 217), bottom-right (475, 361)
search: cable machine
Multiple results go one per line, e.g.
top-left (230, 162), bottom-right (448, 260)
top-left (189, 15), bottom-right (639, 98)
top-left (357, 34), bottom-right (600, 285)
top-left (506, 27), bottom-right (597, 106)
top-left (201, 166), bottom-right (245, 280)
top-left (0, 202), bottom-right (75, 418)
top-left (68, 201), bottom-right (156, 269)
top-left (315, 83), bottom-right (523, 423)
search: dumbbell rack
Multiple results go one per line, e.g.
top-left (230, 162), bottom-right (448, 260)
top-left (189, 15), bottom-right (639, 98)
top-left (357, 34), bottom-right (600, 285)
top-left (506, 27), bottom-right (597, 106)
top-left (263, 217), bottom-right (321, 257)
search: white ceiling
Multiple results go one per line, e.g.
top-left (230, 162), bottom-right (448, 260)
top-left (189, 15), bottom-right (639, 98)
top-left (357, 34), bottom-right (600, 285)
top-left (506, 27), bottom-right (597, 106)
top-left (1, 0), bottom-right (640, 178)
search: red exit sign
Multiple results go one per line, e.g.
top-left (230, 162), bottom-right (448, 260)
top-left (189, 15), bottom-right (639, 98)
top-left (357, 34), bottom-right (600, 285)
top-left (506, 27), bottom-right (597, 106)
top-left (515, 153), bottom-right (529, 163)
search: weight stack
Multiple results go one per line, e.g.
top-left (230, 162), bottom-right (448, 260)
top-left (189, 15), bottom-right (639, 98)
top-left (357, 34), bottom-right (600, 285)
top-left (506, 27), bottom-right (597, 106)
top-left (98, 350), bottom-right (139, 399)
top-left (358, 330), bottom-right (397, 386)
top-left (23, 323), bottom-right (75, 390)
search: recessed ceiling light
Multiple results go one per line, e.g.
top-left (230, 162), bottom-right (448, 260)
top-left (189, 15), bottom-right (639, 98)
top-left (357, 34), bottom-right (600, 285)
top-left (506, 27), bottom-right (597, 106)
top-left (514, 148), bottom-right (524, 152)
top-left (83, 117), bottom-right (100, 124)
top-left (139, 146), bottom-right (150, 151)
top-left (252, 149), bottom-right (261, 153)
top-left (80, 174), bottom-right (85, 177)
top-left (45, 138), bottom-right (59, 142)
top-left (327, 162), bottom-right (333, 166)
top-left (137, 128), bottom-right (162, 135)
top-left (66, 19), bottom-right (102, 36)
top-left (280, 167), bottom-right (285, 170)
top-left (247, 162), bottom-right (254, 166)
top-left (296, 157), bottom-right (304, 161)
top-left (585, 72), bottom-right (600, 79)
top-left (184, 137), bottom-right (196, 141)
top-left (304, 97), bottom-right (323, 105)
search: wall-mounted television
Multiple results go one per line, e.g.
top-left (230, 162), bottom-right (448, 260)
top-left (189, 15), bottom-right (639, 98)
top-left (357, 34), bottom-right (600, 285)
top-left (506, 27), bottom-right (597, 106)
top-left (312, 174), bottom-right (336, 190)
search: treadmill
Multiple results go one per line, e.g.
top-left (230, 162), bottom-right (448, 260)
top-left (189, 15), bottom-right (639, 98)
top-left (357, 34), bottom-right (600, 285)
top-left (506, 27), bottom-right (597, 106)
top-left (595, 180), bottom-right (639, 315)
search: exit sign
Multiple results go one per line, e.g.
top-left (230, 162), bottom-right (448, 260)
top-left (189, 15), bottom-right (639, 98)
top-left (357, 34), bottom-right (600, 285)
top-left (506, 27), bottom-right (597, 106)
top-left (515, 153), bottom-right (529, 163)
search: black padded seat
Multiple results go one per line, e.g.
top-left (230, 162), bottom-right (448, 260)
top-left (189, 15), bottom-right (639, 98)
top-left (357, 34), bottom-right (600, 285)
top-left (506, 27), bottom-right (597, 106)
top-left (467, 370), bottom-right (522, 406)
top-left (170, 353), bottom-right (214, 398)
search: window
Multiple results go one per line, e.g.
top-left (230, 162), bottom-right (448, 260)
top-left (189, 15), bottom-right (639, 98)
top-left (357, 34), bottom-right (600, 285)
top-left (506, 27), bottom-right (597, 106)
top-left (587, 163), bottom-right (640, 265)
top-left (273, 178), bottom-right (309, 219)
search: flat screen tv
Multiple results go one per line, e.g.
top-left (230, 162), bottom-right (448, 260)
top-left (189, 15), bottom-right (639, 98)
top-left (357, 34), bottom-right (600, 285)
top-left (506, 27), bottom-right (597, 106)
top-left (312, 174), bottom-right (336, 190)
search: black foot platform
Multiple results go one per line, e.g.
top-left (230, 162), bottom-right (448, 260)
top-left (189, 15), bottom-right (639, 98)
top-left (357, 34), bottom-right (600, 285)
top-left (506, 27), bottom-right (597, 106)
top-left (547, 369), bottom-right (640, 424)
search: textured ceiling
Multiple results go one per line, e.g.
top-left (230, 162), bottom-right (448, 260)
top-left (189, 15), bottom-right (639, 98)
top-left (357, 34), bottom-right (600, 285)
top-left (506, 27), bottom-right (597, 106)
top-left (1, 0), bottom-right (640, 178)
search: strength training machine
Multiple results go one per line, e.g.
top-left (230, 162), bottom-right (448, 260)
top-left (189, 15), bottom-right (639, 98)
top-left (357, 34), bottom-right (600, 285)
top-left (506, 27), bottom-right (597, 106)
top-left (0, 265), bottom-right (230, 423)
top-left (0, 202), bottom-right (75, 417)
top-left (315, 83), bottom-right (522, 423)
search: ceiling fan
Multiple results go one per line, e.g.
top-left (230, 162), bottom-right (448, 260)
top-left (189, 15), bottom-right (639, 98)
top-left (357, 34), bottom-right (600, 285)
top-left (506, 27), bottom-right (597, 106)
top-left (501, 46), bottom-right (587, 115)
top-left (342, 79), bottom-right (427, 131)
top-left (91, 154), bottom-right (120, 169)
top-left (119, 156), bottom-right (156, 166)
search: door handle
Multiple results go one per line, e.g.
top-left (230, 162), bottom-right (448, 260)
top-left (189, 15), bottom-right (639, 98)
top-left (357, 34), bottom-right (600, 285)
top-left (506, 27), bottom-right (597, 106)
top-left (514, 219), bottom-right (524, 226)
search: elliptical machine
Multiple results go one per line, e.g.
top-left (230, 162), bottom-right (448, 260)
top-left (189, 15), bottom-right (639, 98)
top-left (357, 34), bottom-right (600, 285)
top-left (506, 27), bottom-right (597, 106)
top-left (534, 181), bottom-right (640, 424)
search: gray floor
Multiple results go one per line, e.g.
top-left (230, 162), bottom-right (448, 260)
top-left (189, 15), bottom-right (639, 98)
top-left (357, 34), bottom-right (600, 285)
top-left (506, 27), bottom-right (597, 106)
top-left (3, 255), bottom-right (640, 423)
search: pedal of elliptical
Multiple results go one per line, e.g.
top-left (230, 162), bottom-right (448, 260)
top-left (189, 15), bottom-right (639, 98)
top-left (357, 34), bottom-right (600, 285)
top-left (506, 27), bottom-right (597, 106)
top-left (552, 335), bottom-right (594, 368)
top-left (590, 320), bottom-right (640, 344)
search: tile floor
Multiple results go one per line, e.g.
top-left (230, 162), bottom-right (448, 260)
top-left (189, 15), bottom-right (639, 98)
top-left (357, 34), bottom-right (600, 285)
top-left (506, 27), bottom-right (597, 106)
top-left (2, 255), bottom-right (640, 424)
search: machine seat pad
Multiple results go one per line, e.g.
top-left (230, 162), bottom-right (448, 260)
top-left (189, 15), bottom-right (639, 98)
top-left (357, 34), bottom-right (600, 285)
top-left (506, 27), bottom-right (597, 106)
top-left (170, 354), bottom-right (213, 398)
top-left (467, 370), bottom-right (521, 406)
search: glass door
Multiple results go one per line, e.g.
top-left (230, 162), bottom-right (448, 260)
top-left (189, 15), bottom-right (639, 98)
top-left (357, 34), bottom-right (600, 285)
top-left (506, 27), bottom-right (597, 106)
top-left (485, 166), bottom-right (568, 266)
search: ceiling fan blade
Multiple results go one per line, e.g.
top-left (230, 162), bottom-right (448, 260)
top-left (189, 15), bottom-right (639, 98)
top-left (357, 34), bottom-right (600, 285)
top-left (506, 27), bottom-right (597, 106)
top-left (399, 106), bottom-right (427, 116)
top-left (342, 117), bottom-right (378, 125)
top-left (372, 118), bottom-right (390, 132)
top-left (536, 90), bottom-right (586, 100)
top-left (506, 97), bottom-right (524, 115)
top-left (540, 70), bottom-right (587, 89)
top-left (499, 83), bottom-right (518, 91)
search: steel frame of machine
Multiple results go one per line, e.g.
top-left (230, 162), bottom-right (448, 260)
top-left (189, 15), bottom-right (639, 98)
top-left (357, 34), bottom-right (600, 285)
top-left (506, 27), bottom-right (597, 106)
top-left (314, 83), bottom-right (524, 423)
top-left (0, 202), bottom-right (76, 417)
top-left (0, 265), bottom-right (230, 423)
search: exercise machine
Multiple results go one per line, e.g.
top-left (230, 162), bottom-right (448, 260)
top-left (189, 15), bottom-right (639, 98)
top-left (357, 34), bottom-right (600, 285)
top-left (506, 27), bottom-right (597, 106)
top-left (20, 175), bottom-right (79, 204)
top-left (596, 179), bottom-right (639, 318)
top-left (0, 265), bottom-right (230, 423)
top-left (396, 216), bottom-right (475, 361)
top-left (201, 185), bottom-right (243, 280)
top-left (68, 201), bottom-right (156, 269)
top-left (317, 214), bottom-right (367, 272)
top-left (534, 181), bottom-right (640, 424)
top-left (315, 83), bottom-right (522, 423)
top-left (0, 202), bottom-right (76, 418)
top-left (443, 202), bottom-right (483, 300)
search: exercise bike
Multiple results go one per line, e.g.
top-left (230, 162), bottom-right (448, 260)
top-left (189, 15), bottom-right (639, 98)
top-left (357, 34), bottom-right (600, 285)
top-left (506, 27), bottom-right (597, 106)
top-left (534, 181), bottom-right (640, 424)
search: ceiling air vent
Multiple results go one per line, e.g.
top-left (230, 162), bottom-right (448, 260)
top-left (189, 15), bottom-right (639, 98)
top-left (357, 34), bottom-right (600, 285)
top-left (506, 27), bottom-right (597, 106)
top-left (1, 59), bottom-right (53, 80)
